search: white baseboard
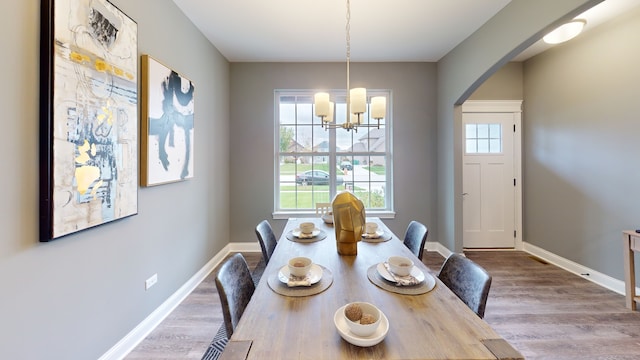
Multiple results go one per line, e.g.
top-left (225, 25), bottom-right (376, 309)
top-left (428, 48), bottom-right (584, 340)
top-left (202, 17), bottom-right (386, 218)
top-left (428, 240), bottom-right (629, 296)
top-left (99, 243), bottom-right (261, 360)
top-left (523, 242), bottom-right (628, 296)
top-left (425, 241), bottom-right (453, 258)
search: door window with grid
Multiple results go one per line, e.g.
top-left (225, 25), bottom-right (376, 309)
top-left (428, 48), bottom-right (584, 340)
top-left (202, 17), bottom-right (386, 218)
top-left (275, 90), bottom-right (392, 214)
top-left (465, 123), bottom-right (502, 154)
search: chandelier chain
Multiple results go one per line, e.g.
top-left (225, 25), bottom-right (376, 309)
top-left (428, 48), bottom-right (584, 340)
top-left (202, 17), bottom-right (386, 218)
top-left (346, 0), bottom-right (351, 63)
top-left (346, 0), bottom-right (351, 116)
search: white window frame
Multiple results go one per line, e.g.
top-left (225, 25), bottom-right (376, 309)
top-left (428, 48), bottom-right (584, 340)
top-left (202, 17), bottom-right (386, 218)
top-left (273, 89), bottom-right (394, 219)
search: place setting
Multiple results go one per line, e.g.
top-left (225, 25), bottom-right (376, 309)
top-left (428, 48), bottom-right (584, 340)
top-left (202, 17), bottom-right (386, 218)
top-left (286, 221), bottom-right (327, 242)
top-left (267, 256), bottom-right (334, 297)
top-left (367, 255), bottom-right (436, 295)
top-left (360, 222), bottom-right (392, 242)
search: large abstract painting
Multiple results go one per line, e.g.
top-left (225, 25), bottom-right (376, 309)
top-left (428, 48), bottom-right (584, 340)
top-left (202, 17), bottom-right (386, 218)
top-left (140, 55), bottom-right (195, 186)
top-left (40, 0), bottom-right (138, 241)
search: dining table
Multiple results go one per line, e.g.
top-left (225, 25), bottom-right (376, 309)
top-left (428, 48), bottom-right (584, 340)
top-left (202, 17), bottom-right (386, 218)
top-left (221, 217), bottom-right (523, 360)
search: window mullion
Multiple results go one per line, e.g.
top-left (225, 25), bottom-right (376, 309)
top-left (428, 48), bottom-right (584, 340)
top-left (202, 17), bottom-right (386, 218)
top-left (329, 127), bottom-right (337, 194)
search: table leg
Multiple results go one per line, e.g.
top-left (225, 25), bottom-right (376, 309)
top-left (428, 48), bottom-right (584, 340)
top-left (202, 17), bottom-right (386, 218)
top-left (624, 233), bottom-right (636, 310)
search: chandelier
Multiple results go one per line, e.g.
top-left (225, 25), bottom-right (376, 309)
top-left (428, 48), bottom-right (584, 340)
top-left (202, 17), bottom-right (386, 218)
top-left (313, 0), bottom-right (386, 132)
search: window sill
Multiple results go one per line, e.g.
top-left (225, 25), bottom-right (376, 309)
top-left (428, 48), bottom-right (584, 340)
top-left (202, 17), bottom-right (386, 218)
top-left (273, 211), bottom-right (396, 220)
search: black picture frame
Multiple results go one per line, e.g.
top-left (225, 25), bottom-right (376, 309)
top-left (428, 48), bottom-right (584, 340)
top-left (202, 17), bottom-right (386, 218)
top-left (39, 0), bottom-right (138, 241)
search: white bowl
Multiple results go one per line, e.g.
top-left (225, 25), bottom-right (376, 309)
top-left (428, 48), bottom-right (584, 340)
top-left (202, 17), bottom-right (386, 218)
top-left (288, 257), bottom-right (312, 277)
top-left (343, 302), bottom-right (381, 337)
top-left (388, 256), bottom-right (414, 277)
top-left (365, 222), bottom-right (378, 234)
top-left (334, 305), bottom-right (389, 346)
top-left (322, 212), bottom-right (333, 224)
top-left (299, 222), bottom-right (315, 234)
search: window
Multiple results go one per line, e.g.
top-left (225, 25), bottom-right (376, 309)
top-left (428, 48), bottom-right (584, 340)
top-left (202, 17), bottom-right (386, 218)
top-left (275, 90), bottom-right (393, 216)
top-left (465, 123), bottom-right (502, 154)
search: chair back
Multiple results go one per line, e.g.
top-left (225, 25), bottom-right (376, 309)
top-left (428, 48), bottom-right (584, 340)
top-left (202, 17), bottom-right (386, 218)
top-left (215, 253), bottom-right (256, 336)
top-left (403, 221), bottom-right (428, 260)
top-left (315, 202), bottom-right (331, 216)
top-left (255, 220), bottom-right (277, 265)
top-left (437, 253), bottom-right (492, 318)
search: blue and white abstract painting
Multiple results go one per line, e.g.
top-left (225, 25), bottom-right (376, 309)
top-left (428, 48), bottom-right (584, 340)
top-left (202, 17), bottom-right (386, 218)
top-left (141, 55), bottom-right (195, 186)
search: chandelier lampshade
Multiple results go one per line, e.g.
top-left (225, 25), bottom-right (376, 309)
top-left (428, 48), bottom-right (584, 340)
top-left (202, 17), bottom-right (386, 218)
top-left (314, 92), bottom-right (330, 118)
top-left (370, 96), bottom-right (386, 120)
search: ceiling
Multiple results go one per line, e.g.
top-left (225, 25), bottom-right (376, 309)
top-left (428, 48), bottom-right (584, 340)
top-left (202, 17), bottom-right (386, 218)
top-left (171, 0), bottom-right (640, 62)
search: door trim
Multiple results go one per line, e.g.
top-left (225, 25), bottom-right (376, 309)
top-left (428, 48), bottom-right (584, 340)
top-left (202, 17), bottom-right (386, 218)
top-left (462, 100), bottom-right (522, 113)
top-left (462, 100), bottom-right (523, 250)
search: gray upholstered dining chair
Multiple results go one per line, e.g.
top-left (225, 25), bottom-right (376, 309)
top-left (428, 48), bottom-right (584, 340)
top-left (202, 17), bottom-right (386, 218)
top-left (437, 253), bottom-right (492, 318)
top-left (402, 220), bottom-right (429, 260)
top-left (215, 253), bottom-right (256, 336)
top-left (255, 220), bottom-right (277, 265)
top-left (253, 220), bottom-right (278, 285)
top-left (206, 253), bottom-right (256, 360)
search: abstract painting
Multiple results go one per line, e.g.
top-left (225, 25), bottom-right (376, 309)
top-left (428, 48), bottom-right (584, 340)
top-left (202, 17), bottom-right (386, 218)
top-left (140, 55), bottom-right (195, 186)
top-left (40, 0), bottom-right (138, 241)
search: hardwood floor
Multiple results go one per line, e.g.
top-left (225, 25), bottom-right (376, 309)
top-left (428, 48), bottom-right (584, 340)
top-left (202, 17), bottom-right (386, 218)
top-left (125, 251), bottom-right (640, 360)
top-left (467, 251), bottom-right (640, 360)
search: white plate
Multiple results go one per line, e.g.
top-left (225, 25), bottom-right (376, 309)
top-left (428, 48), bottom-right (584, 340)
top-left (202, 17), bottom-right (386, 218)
top-left (333, 305), bottom-right (389, 347)
top-left (292, 228), bottom-right (321, 238)
top-left (362, 229), bottom-right (384, 239)
top-left (278, 264), bottom-right (323, 285)
top-left (376, 262), bottom-right (427, 284)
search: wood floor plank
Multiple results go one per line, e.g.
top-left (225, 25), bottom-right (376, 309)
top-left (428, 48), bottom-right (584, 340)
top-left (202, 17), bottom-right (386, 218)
top-left (125, 251), bottom-right (640, 360)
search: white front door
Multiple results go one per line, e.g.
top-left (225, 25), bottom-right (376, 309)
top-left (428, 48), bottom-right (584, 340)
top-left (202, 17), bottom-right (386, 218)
top-left (462, 101), bottom-right (521, 248)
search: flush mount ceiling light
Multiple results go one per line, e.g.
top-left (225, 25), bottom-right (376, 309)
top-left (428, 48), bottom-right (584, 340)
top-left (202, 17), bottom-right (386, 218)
top-left (313, 0), bottom-right (386, 132)
top-left (543, 19), bottom-right (587, 44)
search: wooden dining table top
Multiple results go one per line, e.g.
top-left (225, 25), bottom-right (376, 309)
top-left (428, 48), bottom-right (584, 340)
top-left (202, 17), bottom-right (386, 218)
top-left (225, 217), bottom-right (522, 360)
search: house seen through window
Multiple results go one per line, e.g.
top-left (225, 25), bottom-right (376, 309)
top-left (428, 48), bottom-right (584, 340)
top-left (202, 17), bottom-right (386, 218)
top-left (275, 90), bottom-right (393, 215)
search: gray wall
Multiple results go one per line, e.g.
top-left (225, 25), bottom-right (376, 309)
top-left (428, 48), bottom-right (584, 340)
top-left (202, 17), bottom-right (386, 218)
top-left (436, 0), bottom-right (601, 252)
top-left (469, 62), bottom-right (524, 100)
top-left (0, 1), bottom-right (230, 359)
top-left (523, 5), bottom-right (640, 279)
top-left (229, 63), bottom-right (437, 243)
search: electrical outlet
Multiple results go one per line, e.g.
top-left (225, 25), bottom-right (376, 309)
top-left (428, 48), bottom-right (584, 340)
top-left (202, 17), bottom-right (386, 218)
top-left (145, 273), bottom-right (158, 290)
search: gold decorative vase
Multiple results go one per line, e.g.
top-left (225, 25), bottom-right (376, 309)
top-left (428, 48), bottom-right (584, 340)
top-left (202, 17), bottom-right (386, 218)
top-left (331, 191), bottom-right (366, 256)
